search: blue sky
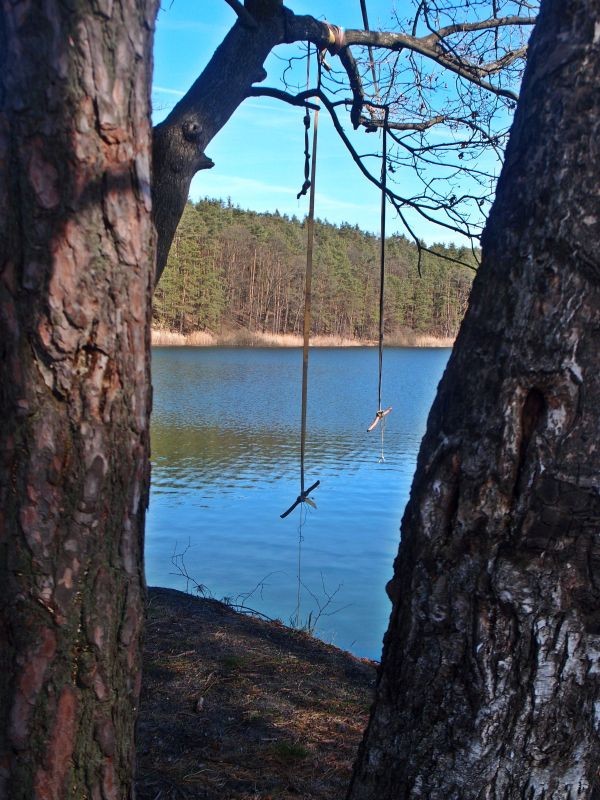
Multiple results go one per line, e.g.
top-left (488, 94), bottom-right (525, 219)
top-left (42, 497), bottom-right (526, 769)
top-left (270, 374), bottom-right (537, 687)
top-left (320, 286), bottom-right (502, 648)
top-left (151, 1), bottom-right (479, 244)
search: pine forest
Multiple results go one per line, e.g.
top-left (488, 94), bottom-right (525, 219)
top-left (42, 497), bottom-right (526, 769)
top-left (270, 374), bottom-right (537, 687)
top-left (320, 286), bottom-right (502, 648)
top-left (153, 199), bottom-right (476, 343)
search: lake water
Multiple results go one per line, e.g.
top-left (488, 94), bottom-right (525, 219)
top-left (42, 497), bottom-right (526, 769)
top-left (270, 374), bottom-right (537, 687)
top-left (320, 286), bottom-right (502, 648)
top-left (146, 346), bottom-right (450, 660)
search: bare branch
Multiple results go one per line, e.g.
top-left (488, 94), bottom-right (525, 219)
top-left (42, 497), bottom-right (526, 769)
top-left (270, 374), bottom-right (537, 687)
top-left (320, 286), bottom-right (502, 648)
top-left (338, 47), bottom-right (366, 128)
top-left (282, 13), bottom-right (535, 102)
top-left (477, 46), bottom-right (528, 75)
top-left (153, 2), bottom-right (537, 282)
top-left (341, 28), bottom-right (524, 101)
top-left (420, 14), bottom-right (537, 47)
top-left (362, 114), bottom-right (446, 132)
top-left (314, 89), bottom-right (482, 252)
top-left (245, 86), bottom-right (319, 110)
top-left (359, 0), bottom-right (381, 100)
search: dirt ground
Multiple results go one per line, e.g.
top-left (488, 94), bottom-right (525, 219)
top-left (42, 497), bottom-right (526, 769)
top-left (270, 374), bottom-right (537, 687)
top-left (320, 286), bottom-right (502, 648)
top-left (136, 587), bottom-right (377, 800)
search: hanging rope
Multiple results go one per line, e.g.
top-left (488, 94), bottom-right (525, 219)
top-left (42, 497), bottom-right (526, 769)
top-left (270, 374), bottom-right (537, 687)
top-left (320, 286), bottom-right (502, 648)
top-left (360, 0), bottom-right (390, 445)
top-left (368, 105), bottom-right (392, 440)
top-left (281, 49), bottom-right (321, 519)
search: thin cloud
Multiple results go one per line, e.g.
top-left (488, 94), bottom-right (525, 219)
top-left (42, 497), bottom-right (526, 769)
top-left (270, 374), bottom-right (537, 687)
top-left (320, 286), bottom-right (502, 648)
top-left (241, 99), bottom-right (309, 117)
top-left (193, 174), bottom-right (298, 198)
top-left (188, 173), bottom-right (381, 231)
top-left (313, 192), bottom-right (373, 214)
top-left (153, 85), bottom-right (185, 97)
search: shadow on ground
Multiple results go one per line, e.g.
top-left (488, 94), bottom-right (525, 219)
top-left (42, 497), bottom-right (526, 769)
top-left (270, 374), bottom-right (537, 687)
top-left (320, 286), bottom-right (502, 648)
top-left (136, 587), bottom-right (377, 800)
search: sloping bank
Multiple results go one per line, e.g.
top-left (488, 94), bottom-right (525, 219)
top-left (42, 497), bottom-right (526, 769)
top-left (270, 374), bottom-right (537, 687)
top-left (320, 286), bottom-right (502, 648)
top-left (151, 328), bottom-right (455, 348)
top-left (136, 587), bottom-right (377, 800)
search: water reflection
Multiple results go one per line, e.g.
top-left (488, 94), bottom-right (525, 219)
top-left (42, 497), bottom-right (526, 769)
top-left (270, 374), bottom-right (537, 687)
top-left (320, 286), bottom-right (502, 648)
top-left (147, 347), bottom-right (449, 659)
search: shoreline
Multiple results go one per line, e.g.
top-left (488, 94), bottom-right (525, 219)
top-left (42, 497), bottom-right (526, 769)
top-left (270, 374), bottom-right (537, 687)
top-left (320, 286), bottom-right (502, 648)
top-left (151, 328), bottom-right (455, 349)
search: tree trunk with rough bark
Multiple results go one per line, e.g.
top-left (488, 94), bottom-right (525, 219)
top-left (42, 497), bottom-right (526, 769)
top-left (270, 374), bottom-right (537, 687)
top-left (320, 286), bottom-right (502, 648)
top-left (348, 1), bottom-right (600, 797)
top-left (0, 0), bottom-right (157, 796)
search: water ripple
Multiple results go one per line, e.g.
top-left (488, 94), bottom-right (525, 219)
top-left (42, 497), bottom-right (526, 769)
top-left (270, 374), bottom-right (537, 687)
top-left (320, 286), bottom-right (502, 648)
top-left (147, 346), bottom-right (449, 659)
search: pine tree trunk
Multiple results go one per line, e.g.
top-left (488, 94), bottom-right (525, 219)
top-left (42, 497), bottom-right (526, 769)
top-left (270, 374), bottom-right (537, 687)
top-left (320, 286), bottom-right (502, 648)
top-left (0, 0), bottom-right (157, 796)
top-left (348, 1), bottom-right (600, 797)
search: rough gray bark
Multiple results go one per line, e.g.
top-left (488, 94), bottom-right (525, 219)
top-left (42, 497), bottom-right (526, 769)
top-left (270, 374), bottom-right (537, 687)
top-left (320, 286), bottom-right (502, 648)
top-left (0, 0), bottom-right (158, 796)
top-left (347, 1), bottom-right (600, 797)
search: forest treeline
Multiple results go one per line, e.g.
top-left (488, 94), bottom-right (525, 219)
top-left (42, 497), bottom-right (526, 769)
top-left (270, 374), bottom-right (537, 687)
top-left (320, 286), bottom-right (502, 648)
top-left (153, 199), bottom-right (476, 341)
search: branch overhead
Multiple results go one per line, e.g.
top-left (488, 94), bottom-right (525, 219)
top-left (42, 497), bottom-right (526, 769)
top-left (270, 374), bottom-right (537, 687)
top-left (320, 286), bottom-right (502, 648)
top-left (152, 0), bottom-right (539, 282)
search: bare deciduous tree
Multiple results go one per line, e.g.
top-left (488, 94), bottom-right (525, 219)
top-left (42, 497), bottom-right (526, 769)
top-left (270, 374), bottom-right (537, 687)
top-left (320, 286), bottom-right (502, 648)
top-left (153, 0), bottom-right (538, 281)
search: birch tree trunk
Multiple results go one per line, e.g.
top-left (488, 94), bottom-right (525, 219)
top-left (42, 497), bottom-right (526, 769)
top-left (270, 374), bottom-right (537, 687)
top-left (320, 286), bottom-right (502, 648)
top-left (348, 0), bottom-right (600, 796)
top-left (0, 0), bottom-right (157, 795)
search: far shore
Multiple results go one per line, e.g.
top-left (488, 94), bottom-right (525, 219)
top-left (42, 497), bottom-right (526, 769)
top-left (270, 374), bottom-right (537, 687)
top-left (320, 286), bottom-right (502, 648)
top-left (151, 327), bottom-right (455, 349)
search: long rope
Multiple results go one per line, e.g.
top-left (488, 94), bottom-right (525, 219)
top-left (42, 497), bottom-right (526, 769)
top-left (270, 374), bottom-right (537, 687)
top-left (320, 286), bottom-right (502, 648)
top-left (367, 105), bottom-right (392, 441)
top-left (360, 0), bottom-right (391, 441)
top-left (301, 89), bottom-right (318, 496)
top-left (281, 49), bottom-right (321, 519)
top-left (377, 105), bottom-right (389, 411)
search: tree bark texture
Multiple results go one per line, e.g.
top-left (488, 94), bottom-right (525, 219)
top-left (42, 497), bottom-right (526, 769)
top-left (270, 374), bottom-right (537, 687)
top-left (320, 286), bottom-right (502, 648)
top-left (348, 1), bottom-right (600, 797)
top-left (0, 0), bottom-right (157, 796)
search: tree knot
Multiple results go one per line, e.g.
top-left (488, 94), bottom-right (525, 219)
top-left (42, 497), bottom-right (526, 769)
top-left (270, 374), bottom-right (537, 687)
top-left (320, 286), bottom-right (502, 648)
top-left (182, 120), bottom-right (203, 143)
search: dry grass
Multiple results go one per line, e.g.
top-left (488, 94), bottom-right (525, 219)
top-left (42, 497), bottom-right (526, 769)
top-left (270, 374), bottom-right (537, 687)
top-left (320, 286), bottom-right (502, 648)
top-left (137, 588), bottom-right (376, 800)
top-left (386, 331), bottom-right (455, 348)
top-left (310, 334), bottom-right (373, 347)
top-left (152, 328), bottom-right (217, 346)
top-left (151, 327), bottom-right (454, 348)
top-left (217, 330), bottom-right (303, 348)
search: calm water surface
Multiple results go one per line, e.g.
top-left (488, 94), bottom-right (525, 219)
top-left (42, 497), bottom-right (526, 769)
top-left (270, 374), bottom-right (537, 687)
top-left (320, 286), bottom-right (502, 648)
top-left (146, 346), bottom-right (450, 660)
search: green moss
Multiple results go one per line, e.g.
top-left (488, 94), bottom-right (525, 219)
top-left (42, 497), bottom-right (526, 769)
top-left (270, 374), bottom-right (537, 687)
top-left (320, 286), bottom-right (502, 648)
top-left (221, 654), bottom-right (247, 671)
top-left (270, 740), bottom-right (310, 761)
